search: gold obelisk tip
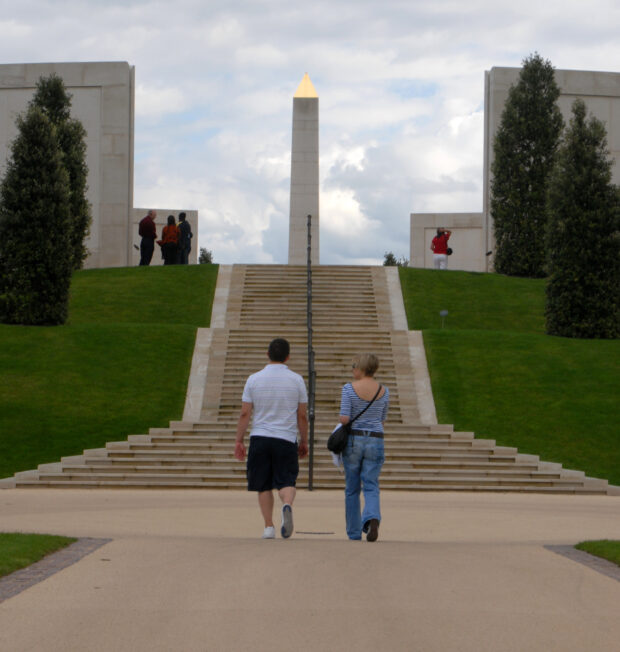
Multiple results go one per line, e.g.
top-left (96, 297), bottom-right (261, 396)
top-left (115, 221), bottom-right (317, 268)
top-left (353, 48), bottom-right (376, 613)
top-left (294, 73), bottom-right (318, 98)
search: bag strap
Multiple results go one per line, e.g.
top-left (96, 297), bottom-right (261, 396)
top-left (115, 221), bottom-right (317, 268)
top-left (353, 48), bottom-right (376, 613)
top-left (349, 384), bottom-right (383, 425)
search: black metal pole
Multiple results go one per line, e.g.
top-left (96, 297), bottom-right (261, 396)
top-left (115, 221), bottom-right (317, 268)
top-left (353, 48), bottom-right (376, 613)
top-left (306, 214), bottom-right (315, 491)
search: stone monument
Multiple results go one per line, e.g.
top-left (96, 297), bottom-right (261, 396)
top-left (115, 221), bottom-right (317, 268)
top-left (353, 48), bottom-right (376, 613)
top-left (0, 62), bottom-right (135, 269)
top-left (410, 67), bottom-right (620, 272)
top-left (0, 61), bottom-right (199, 268)
top-left (288, 73), bottom-right (319, 265)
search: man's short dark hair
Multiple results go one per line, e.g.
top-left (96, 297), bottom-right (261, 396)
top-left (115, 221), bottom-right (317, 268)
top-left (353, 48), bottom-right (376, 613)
top-left (179, 212), bottom-right (186, 221)
top-left (268, 338), bottom-right (290, 362)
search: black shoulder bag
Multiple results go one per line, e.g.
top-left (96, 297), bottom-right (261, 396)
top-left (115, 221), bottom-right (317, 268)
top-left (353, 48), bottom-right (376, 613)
top-left (327, 384), bottom-right (383, 454)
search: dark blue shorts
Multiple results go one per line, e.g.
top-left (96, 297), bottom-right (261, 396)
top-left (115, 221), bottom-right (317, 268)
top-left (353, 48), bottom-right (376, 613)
top-left (247, 436), bottom-right (299, 492)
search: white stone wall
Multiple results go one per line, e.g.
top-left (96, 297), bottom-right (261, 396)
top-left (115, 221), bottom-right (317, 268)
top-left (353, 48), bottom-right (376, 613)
top-left (132, 209), bottom-right (199, 265)
top-left (0, 62), bottom-right (135, 269)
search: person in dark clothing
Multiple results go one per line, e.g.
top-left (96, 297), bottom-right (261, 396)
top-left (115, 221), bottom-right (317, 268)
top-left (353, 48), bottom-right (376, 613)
top-left (138, 210), bottom-right (158, 266)
top-left (176, 212), bottom-right (193, 264)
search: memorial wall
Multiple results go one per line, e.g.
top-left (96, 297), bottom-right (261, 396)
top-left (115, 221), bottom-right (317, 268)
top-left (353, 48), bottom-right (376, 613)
top-left (0, 61), bottom-right (200, 269)
top-left (0, 62), bottom-right (135, 268)
top-left (411, 67), bottom-right (620, 272)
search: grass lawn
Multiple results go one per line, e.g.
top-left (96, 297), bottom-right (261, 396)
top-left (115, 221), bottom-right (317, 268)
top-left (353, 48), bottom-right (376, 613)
top-left (575, 540), bottom-right (620, 567)
top-left (399, 268), bottom-right (620, 486)
top-left (0, 265), bottom-right (218, 479)
top-left (0, 533), bottom-right (77, 578)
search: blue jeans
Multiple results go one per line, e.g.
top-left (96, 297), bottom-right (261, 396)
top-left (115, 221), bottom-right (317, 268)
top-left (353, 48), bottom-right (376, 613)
top-left (342, 433), bottom-right (385, 540)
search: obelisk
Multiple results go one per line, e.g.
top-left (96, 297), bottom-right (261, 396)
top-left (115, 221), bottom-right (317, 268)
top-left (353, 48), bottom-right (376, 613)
top-left (288, 73), bottom-right (319, 264)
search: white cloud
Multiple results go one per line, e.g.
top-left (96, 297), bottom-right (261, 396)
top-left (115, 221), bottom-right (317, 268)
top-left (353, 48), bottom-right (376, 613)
top-left (135, 84), bottom-right (192, 118)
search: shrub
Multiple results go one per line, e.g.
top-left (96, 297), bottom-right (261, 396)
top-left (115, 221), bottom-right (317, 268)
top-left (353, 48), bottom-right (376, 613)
top-left (30, 74), bottom-right (91, 270)
top-left (491, 53), bottom-right (563, 277)
top-left (545, 99), bottom-right (620, 338)
top-left (0, 107), bottom-right (73, 325)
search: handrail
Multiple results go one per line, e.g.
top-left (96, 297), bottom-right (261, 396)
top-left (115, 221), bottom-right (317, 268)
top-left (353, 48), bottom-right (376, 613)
top-left (306, 214), bottom-right (316, 490)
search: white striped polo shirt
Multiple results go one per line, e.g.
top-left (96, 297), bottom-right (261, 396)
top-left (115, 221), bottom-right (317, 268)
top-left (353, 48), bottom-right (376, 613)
top-left (242, 363), bottom-right (308, 443)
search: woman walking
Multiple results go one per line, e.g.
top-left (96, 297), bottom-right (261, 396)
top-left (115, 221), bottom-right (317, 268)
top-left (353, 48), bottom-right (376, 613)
top-left (338, 353), bottom-right (389, 541)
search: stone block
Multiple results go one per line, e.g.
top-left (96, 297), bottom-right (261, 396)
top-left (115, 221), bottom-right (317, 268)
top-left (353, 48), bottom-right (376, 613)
top-left (128, 435), bottom-right (150, 443)
top-left (14, 469), bottom-right (38, 480)
top-left (101, 156), bottom-right (131, 204)
top-left (61, 455), bottom-right (87, 464)
top-left (101, 85), bottom-right (132, 129)
top-left (37, 462), bottom-right (62, 472)
top-left (83, 448), bottom-right (108, 457)
top-left (106, 441), bottom-right (130, 450)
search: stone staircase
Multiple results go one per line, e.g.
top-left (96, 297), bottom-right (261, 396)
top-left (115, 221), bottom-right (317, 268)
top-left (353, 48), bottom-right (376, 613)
top-left (7, 264), bottom-right (610, 493)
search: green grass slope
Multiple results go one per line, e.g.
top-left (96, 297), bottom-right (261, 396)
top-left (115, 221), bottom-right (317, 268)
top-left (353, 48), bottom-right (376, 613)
top-left (399, 268), bottom-right (620, 486)
top-left (0, 265), bottom-right (218, 479)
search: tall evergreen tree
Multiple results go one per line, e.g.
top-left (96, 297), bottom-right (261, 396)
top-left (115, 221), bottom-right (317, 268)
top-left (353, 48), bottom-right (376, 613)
top-left (545, 99), bottom-right (620, 338)
top-left (491, 53), bottom-right (564, 277)
top-left (30, 74), bottom-right (91, 270)
top-left (0, 107), bottom-right (73, 325)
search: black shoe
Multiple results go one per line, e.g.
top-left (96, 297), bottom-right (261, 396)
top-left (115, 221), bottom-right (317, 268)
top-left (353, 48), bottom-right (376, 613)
top-left (366, 519), bottom-right (379, 542)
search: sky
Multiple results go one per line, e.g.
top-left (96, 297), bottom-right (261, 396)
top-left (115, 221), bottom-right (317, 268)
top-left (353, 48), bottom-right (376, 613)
top-left (1, 0), bottom-right (619, 265)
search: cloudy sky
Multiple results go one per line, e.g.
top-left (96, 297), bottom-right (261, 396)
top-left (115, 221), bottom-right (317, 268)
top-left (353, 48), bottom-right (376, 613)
top-left (1, 0), bottom-right (619, 264)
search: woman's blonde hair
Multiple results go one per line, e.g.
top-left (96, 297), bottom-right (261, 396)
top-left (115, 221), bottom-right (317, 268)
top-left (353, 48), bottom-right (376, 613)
top-left (352, 353), bottom-right (379, 376)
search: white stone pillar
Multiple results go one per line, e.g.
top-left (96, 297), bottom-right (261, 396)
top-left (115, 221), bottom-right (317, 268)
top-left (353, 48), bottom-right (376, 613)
top-left (288, 73), bottom-right (319, 265)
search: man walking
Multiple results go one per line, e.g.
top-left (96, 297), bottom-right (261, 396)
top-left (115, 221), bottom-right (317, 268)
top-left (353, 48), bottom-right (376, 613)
top-left (176, 212), bottom-right (193, 264)
top-left (138, 209), bottom-right (157, 266)
top-left (234, 338), bottom-right (308, 539)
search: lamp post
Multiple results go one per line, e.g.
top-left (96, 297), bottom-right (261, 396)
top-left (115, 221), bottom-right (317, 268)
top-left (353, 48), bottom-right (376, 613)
top-left (440, 309), bottom-right (449, 329)
top-left (307, 214), bottom-right (316, 490)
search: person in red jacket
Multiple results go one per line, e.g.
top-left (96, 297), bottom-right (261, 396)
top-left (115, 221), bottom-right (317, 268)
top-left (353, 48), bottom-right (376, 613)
top-left (138, 210), bottom-right (157, 266)
top-left (430, 227), bottom-right (452, 270)
top-left (160, 214), bottom-right (179, 265)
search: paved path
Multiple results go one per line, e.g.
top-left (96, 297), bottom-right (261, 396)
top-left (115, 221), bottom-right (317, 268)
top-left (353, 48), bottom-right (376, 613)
top-left (1, 489), bottom-right (620, 651)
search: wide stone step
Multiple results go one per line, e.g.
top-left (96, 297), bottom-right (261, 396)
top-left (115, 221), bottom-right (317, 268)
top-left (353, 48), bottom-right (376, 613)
top-left (157, 426), bottom-right (460, 438)
top-left (64, 461), bottom-right (555, 476)
top-left (143, 434), bottom-right (471, 446)
top-left (14, 478), bottom-right (607, 494)
top-left (79, 454), bottom-right (544, 470)
top-left (105, 441), bottom-right (503, 455)
top-left (57, 464), bottom-right (571, 482)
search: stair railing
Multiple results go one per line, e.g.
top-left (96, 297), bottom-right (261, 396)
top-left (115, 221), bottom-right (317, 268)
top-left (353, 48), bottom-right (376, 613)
top-left (306, 214), bottom-right (316, 490)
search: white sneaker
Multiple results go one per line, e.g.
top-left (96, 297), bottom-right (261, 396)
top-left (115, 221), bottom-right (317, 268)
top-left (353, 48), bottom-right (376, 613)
top-left (281, 504), bottom-right (293, 539)
top-left (262, 526), bottom-right (276, 539)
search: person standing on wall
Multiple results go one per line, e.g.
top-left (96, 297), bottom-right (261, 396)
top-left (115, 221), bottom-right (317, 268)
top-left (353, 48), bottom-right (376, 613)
top-left (234, 338), bottom-right (309, 540)
top-left (430, 227), bottom-right (452, 270)
top-left (176, 212), bottom-right (193, 264)
top-left (138, 209), bottom-right (157, 266)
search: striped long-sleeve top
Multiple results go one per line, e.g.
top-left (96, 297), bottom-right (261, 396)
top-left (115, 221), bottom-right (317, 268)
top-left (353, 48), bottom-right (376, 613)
top-left (339, 382), bottom-right (389, 433)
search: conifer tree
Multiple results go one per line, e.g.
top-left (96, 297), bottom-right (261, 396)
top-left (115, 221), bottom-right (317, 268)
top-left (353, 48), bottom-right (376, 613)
top-left (0, 107), bottom-right (73, 325)
top-left (30, 74), bottom-right (91, 270)
top-left (545, 99), bottom-right (620, 338)
top-left (491, 53), bottom-right (563, 277)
